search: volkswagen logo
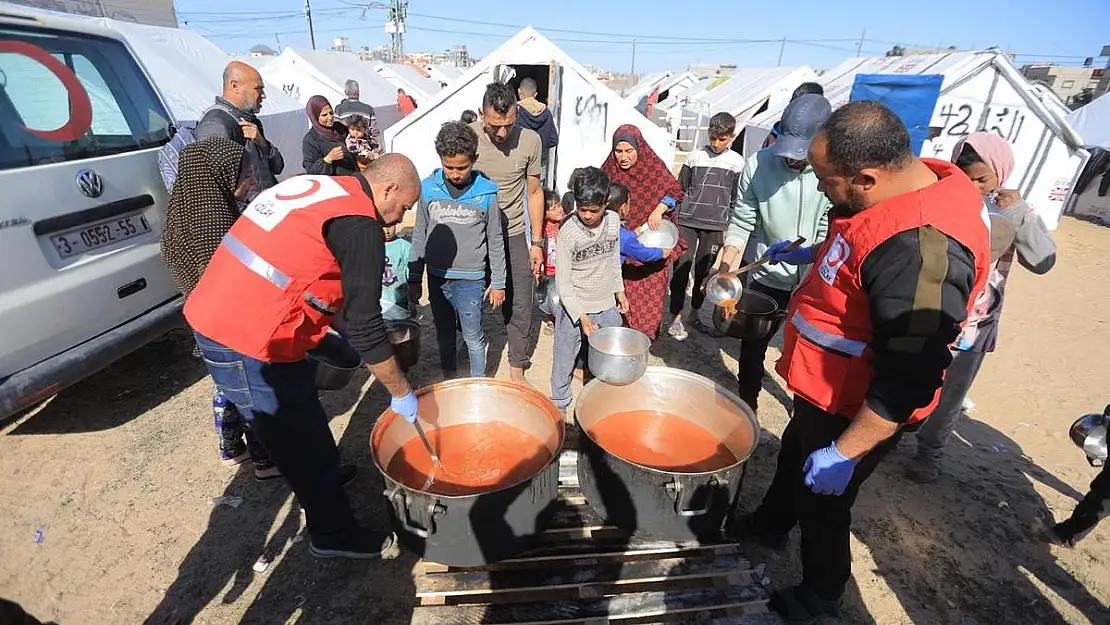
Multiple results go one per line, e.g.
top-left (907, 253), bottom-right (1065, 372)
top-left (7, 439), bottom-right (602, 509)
top-left (75, 169), bottom-right (103, 199)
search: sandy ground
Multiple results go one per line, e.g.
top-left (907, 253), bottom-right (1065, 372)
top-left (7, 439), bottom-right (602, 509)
top-left (2, 216), bottom-right (1109, 625)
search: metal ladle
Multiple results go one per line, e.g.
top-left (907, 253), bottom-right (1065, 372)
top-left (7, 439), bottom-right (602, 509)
top-left (412, 420), bottom-right (444, 491)
top-left (703, 237), bottom-right (807, 306)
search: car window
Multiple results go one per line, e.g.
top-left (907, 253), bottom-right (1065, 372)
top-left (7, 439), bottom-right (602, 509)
top-left (0, 26), bottom-right (172, 170)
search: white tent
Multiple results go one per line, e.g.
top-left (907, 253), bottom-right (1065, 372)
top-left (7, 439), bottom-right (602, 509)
top-left (261, 48), bottom-right (403, 131)
top-left (370, 62), bottom-right (442, 103)
top-left (665, 66), bottom-right (818, 151)
top-left (1067, 92), bottom-right (1110, 150)
top-left (384, 27), bottom-right (676, 194)
top-left (623, 71), bottom-right (673, 103)
top-left (743, 51), bottom-right (1088, 230)
top-left (426, 65), bottom-right (463, 88)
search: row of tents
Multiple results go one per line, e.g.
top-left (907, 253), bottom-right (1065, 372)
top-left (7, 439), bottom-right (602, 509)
top-left (7, 5), bottom-right (1105, 231)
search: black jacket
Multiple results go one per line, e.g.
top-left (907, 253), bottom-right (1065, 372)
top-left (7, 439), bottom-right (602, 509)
top-left (195, 97), bottom-right (284, 207)
top-left (302, 127), bottom-right (360, 176)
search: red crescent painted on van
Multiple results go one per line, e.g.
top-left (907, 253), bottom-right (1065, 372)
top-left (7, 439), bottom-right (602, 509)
top-left (0, 40), bottom-right (93, 142)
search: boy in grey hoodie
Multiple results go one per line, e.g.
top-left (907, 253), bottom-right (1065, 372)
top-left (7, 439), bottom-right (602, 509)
top-left (408, 122), bottom-right (507, 378)
top-left (714, 94), bottom-right (832, 412)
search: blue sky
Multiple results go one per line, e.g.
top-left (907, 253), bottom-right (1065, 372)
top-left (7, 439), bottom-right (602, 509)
top-left (175, 0), bottom-right (1109, 73)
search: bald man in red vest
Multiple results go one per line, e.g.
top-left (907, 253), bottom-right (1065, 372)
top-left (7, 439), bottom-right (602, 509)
top-left (186, 155), bottom-right (422, 560)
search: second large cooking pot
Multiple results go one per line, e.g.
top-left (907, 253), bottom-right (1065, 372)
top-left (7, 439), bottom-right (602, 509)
top-left (370, 379), bottom-right (564, 566)
top-left (712, 290), bottom-right (784, 341)
top-left (575, 366), bottom-right (759, 542)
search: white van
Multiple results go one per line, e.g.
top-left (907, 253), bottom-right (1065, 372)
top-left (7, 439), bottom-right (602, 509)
top-left (0, 6), bottom-right (182, 419)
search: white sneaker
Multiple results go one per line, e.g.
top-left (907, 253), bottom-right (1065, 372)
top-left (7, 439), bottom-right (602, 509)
top-left (668, 318), bottom-right (688, 341)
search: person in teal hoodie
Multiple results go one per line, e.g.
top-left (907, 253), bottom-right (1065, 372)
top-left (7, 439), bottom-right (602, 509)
top-left (408, 121), bottom-right (507, 378)
top-left (713, 94), bottom-right (832, 412)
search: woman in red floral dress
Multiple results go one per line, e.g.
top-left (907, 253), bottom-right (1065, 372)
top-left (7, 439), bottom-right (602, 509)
top-left (600, 124), bottom-right (686, 340)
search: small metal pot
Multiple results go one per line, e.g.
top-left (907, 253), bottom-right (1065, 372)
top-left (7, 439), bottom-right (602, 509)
top-left (636, 221), bottom-right (679, 249)
top-left (588, 326), bottom-right (650, 386)
top-left (535, 276), bottom-right (561, 316)
top-left (385, 319), bottom-right (421, 372)
top-left (306, 331), bottom-right (362, 390)
top-left (712, 290), bottom-right (784, 340)
top-left (575, 366), bottom-right (760, 542)
top-left (1070, 406), bottom-right (1110, 465)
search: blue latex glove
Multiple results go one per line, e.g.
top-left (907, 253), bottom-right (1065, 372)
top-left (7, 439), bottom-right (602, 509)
top-left (763, 240), bottom-right (815, 265)
top-left (803, 443), bottom-right (859, 496)
top-left (391, 392), bottom-right (419, 424)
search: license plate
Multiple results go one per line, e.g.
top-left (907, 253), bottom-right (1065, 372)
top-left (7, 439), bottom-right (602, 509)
top-left (50, 213), bottom-right (152, 259)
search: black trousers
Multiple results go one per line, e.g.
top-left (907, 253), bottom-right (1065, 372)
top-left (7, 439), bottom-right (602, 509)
top-left (669, 225), bottom-right (724, 315)
top-left (1054, 463), bottom-right (1110, 542)
top-left (736, 280), bottom-right (793, 408)
top-left (750, 397), bottom-right (903, 601)
top-left (502, 234), bottom-right (536, 369)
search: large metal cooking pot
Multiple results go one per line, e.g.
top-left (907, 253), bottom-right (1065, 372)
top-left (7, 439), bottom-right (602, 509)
top-left (575, 366), bottom-right (759, 542)
top-left (587, 326), bottom-right (650, 386)
top-left (1070, 405), bottom-right (1110, 466)
top-left (306, 330), bottom-right (362, 390)
top-left (370, 379), bottom-right (564, 566)
top-left (385, 318), bottom-right (421, 372)
top-left (712, 290), bottom-right (784, 340)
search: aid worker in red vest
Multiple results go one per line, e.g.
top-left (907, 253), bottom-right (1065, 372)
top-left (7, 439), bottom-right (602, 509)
top-left (729, 102), bottom-right (991, 622)
top-left (185, 154), bottom-right (422, 560)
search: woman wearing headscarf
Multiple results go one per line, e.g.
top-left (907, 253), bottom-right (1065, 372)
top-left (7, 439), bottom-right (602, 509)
top-left (302, 95), bottom-right (361, 176)
top-left (160, 135), bottom-right (278, 481)
top-left (906, 131), bottom-right (1057, 483)
top-left (601, 124), bottom-right (686, 340)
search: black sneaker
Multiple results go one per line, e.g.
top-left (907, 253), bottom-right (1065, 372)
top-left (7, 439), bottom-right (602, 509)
top-left (309, 528), bottom-right (395, 559)
top-left (339, 464), bottom-right (358, 487)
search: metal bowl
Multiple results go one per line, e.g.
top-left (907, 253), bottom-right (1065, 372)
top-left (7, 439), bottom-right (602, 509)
top-left (306, 330), bottom-right (362, 390)
top-left (1070, 408), bottom-right (1109, 463)
top-left (588, 326), bottom-right (650, 386)
top-left (386, 318), bottom-right (421, 372)
top-left (704, 272), bottom-right (745, 307)
top-left (535, 276), bottom-right (561, 316)
top-left (636, 220), bottom-right (679, 249)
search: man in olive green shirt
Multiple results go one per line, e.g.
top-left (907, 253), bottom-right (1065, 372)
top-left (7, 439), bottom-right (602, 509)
top-left (472, 82), bottom-right (545, 384)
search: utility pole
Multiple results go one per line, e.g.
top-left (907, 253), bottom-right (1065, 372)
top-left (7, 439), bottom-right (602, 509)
top-left (275, 33), bottom-right (282, 53)
top-left (630, 39), bottom-right (637, 80)
top-left (305, 0), bottom-right (316, 50)
top-left (856, 28), bottom-right (866, 57)
top-left (777, 37), bottom-right (786, 67)
top-left (385, 0), bottom-right (408, 63)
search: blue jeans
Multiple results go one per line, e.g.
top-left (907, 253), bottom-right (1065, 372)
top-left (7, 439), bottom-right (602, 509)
top-left (194, 332), bottom-right (356, 539)
top-left (428, 275), bottom-right (487, 377)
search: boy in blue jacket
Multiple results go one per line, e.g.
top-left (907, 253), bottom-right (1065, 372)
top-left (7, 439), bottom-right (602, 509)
top-left (608, 182), bottom-right (674, 264)
top-left (408, 121), bottom-right (507, 378)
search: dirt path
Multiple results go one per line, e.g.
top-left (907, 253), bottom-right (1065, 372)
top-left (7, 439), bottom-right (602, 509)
top-left (1, 217), bottom-right (1108, 625)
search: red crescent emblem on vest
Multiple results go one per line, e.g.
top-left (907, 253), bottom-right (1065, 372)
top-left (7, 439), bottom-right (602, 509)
top-left (824, 241), bottom-right (846, 266)
top-left (0, 41), bottom-right (94, 143)
top-left (274, 179), bottom-right (322, 201)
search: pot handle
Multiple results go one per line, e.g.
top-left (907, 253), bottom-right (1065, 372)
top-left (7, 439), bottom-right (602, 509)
top-left (667, 477), bottom-right (714, 517)
top-left (386, 487), bottom-right (440, 538)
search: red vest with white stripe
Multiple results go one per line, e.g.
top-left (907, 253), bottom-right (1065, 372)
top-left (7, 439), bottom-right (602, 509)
top-left (184, 175), bottom-right (379, 363)
top-left (775, 159), bottom-right (991, 424)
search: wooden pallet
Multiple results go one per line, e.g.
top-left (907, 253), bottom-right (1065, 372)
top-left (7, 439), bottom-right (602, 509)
top-left (411, 449), bottom-right (774, 625)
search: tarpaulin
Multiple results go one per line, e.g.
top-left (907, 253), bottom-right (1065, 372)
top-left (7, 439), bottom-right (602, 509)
top-left (850, 73), bottom-right (943, 156)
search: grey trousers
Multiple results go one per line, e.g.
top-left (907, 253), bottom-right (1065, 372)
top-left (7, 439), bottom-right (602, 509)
top-left (551, 304), bottom-right (624, 409)
top-left (914, 350), bottom-right (987, 458)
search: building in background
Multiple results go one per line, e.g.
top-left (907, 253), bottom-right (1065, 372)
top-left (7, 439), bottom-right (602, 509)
top-left (1022, 64), bottom-right (1109, 108)
top-left (6, 0), bottom-right (178, 27)
top-left (331, 37), bottom-right (351, 53)
top-left (250, 45), bottom-right (278, 58)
